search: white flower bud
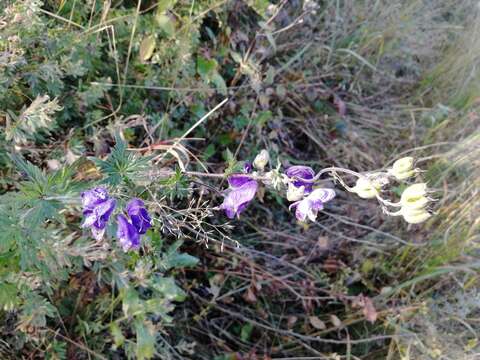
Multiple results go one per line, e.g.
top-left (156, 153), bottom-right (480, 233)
top-left (351, 177), bottom-right (379, 199)
top-left (388, 157), bottom-right (415, 180)
top-left (401, 183), bottom-right (427, 201)
top-left (253, 149), bottom-right (269, 171)
top-left (400, 183), bottom-right (429, 210)
top-left (286, 183), bottom-right (305, 202)
top-left (400, 207), bottom-right (431, 224)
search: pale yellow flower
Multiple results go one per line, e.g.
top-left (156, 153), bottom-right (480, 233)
top-left (401, 183), bottom-right (427, 203)
top-left (400, 207), bottom-right (431, 224)
top-left (388, 156), bottom-right (415, 180)
top-left (286, 182), bottom-right (305, 201)
top-left (352, 177), bottom-right (379, 199)
top-left (253, 149), bottom-right (269, 171)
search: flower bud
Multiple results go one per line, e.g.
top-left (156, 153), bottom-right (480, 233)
top-left (401, 183), bottom-right (427, 201)
top-left (286, 183), bottom-right (305, 202)
top-left (388, 157), bottom-right (415, 180)
top-left (400, 207), bottom-right (431, 224)
top-left (351, 177), bottom-right (379, 199)
top-left (253, 149), bottom-right (269, 171)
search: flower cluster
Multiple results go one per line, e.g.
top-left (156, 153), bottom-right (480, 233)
top-left (348, 157), bottom-right (433, 224)
top-left (117, 198), bottom-right (152, 251)
top-left (397, 183), bottom-right (432, 224)
top-left (219, 151), bottom-right (335, 223)
top-left (284, 166), bottom-right (335, 222)
top-left (81, 187), bottom-right (151, 251)
top-left (218, 152), bottom-right (432, 225)
top-left (81, 188), bottom-right (116, 240)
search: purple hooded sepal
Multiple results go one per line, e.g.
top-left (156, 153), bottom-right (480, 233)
top-left (220, 174), bottom-right (258, 219)
top-left (243, 161), bottom-right (253, 173)
top-left (116, 214), bottom-right (141, 252)
top-left (126, 198), bottom-right (152, 234)
top-left (289, 188), bottom-right (336, 222)
top-left (81, 187), bottom-right (116, 240)
top-left (285, 166), bottom-right (316, 194)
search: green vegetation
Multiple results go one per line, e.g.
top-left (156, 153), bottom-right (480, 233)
top-left (0, 0), bottom-right (478, 359)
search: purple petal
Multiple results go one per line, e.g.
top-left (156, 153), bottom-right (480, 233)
top-left (126, 198), bottom-right (151, 234)
top-left (243, 162), bottom-right (253, 173)
top-left (228, 174), bottom-right (254, 188)
top-left (309, 189), bottom-right (336, 207)
top-left (81, 187), bottom-right (109, 209)
top-left (93, 198), bottom-right (117, 229)
top-left (295, 199), bottom-right (310, 222)
top-left (290, 188), bottom-right (335, 222)
top-left (220, 180), bottom-right (258, 219)
top-left (116, 214), bottom-right (140, 252)
top-left (91, 227), bottom-right (105, 241)
top-left (285, 166), bottom-right (315, 193)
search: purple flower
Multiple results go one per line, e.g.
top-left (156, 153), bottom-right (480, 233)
top-left (126, 198), bottom-right (151, 234)
top-left (243, 161), bottom-right (253, 173)
top-left (81, 187), bottom-right (116, 240)
top-left (285, 166), bottom-right (316, 194)
top-left (289, 188), bottom-right (336, 222)
top-left (116, 214), bottom-right (140, 252)
top-left (220, 175), bottom-right (258, 219)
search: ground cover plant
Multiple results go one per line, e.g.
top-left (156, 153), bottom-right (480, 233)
top-left (0, 0), bottom-right (479, 359)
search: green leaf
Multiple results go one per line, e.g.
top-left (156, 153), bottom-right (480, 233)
top-left (240, 323), bottom-right (253, 342)
top-left (139, 36), bottom-right (156, 62)
top-left (155, 0), bottom-right (176, 13)
top-left (156, 14), bottom-right (175, 37)
top-left (150, 276), bottom-right (186, 302)
top-left (11, 154), bottom-right (47, 188)
top-left (160, 240), bottom-right (199, 270)
top-left (197, 57), bottom-right (217, 77)
top-left (94, 133), bottom-right (151, 185)
top-left (211, 72), bottom-right (227, 95)
top-left (0, 283), bottom-right (20, 311)
top-left (110, 323), bottom-right (125, 348)
top-left (122, 288), bottom-right (143, 317)
top-left (135, 319), bottom-right (156, 360)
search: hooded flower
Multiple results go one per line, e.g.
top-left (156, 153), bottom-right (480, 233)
top-left (243, 161), bottom-right (253, 173)
top-left (116, 214), bottom-right (140, 251)
top-left (126, 198), bottom-right (151, 234)
top-left (351, 177), bottom-right (380, 199)
top-left (253, 149), bottom-right (269, 171)
top-left (400, 207), bottom-right (431, 224)
top-left (388, 157), bottom-right (415, 180)
top-left (289, 188), bottom-right (336, 222)
top-left (285, 166), bottom-right (315, 194)
top-left (220, 175), bottom-right (258, 219)
top-left (81, 187), bottom-right (116, 240)
top-left (286, 182), bottom-right (305, 202)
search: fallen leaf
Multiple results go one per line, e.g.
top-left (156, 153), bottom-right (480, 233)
top-left (362, 296), bottom-right (378, 323)
top-left (287, 315), bottom-right (298, 329)
top-left (243, 287), bottom-right (257, 303)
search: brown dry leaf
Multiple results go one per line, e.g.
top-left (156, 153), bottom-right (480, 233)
top-left (243, 287), bottom-right (257, 303)
top-left (317, 236), bottom-right (329, 249)
top-left (362, 296), bottom-right (378, 324)
top-left (287, 315), bottom-right (298, 329)
top-left (309, 316), bottom-right (327, 330)
top-left (334, 95), bottom-right (347, 116)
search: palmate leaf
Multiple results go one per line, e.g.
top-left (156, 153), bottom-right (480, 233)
top-left (135, 319), bottom-right (156, 360)
top-left (0, 194), bottom-right (24, 253)
top-left (158, 240), bottom-right (199, 270)
top-left (0, 282), bottom-right (20, 311)
top-left (93, 133), bottom-right (151, 185)
top-left (10, 155), bottom-right (82, 228)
